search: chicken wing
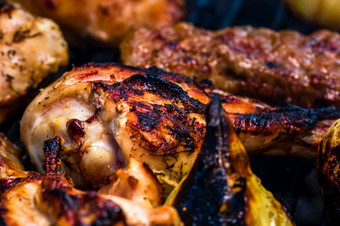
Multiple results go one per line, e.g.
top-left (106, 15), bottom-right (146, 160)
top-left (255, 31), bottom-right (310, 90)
top-left (121, 22), bottom-right (340, 108)
top-left (0, 2), bottom-right (68, 123)
top-left (9, 0), bottom-right (184, 46)
top-left (20, 63), bottom-right (340, 190)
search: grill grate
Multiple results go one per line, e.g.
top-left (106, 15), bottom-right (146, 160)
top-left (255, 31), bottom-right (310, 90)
top-left (186, 0), bottom-right (320, 33)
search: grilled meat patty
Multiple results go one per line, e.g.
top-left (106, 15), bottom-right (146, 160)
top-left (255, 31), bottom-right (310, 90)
top-left (121, 22), bottom-right (340, 108)
top-left (10, 0), bottom-right (184, 46)
top-left (20, 63), bottom-right (340, 191)
top-left (0, 2), bottom-right (68, 123)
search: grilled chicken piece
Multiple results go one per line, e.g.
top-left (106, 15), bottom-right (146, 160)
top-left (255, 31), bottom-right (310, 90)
top-left (10, 0), bottom-right (184, 46)
top-left (0, 136), bottom-right (182, 225)
top-left (1, 176), bottom-right (180, 225)
top-left (20, 63), bottom-right (340, 191)
top-left (167, 97), bottom-right (293, 225)
top-left (317, 119), bottom-right (340, 225)
top-left (121, 22), bottom-right (340, 108)
top-left (2, 110), bottom-right (293, 225)
top-left (98, 156), bottom-right (164, 209)
top-left (0, 2), bottom-right (68, 124)
top-left (0, 133), bottom-right (36, 179)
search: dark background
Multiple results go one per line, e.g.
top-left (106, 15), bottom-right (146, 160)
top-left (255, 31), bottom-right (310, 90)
top-left (1, 0), bottom-right (331, 225)
top-left (184, 1), bottom-right (326, 225)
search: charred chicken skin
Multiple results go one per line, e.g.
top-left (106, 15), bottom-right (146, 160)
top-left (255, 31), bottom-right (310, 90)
top-left (0, 2), bottom-right (68, 123)
top-left (9, 0), bottom-right (184, 46)
top-left (20, 63), bottom-right (340, 192)
top-left (121, 22), bottom-right (340, 108)
top-left (0, 135), bottom-right (182, 225)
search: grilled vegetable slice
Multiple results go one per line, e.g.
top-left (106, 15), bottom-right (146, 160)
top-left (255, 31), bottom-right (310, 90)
top-left (167, 97), bottom-right (294, 225)
top-left (287, 0), bottom-right (340, 30)
top-left (317, 118), bottom-right (340, 225)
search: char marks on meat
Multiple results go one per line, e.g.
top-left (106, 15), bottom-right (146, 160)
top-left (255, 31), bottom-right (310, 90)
top-left (121, 23), bottom-right (340, 108)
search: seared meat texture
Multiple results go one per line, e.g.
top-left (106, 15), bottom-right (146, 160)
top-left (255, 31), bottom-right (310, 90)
top-left (121, 22), bottom-right (340, 108)
top-left (0, 136), bottom-right (182, 225)
top-left (317, 119), bottom-right (340, 225)
top-left (0, 2), bottom-right (68, 123)
top-left (10, 0), bottom-right (184, 46)
top-left (20, 64), bottom-right (340, 192)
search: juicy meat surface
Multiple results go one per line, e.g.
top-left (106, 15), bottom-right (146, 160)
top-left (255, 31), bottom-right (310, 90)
top-left (0, 2), bottom-right (68, 123)
top-left (121, 22), bottom-right (340, 108)
top-left (10, 0), bottom-right (184, 46)
top-left (20, 63), bottom-right (340, 191)
top-left (0, 133), bottom-right (36, 179)
top-left (0, 136), bottom-right (182, 226)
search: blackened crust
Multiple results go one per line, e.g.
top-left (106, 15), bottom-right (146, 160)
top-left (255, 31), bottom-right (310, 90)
top-left (95, 73), bottom-right (205, 112)
top-left (232, 105), bottom-right (340, 135)
top-left (172, 97), bottom-right (246, 224)
top-left (93, 72), bottom-right (206, 155)
top-left (43, 137), bottom-right (63, 174)
top-left (41, 177), bottom-right (126, 225)
top-left (0, 177), bottom-right (26, 194)
top-left (0, 3), bottom-right (14, 14)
